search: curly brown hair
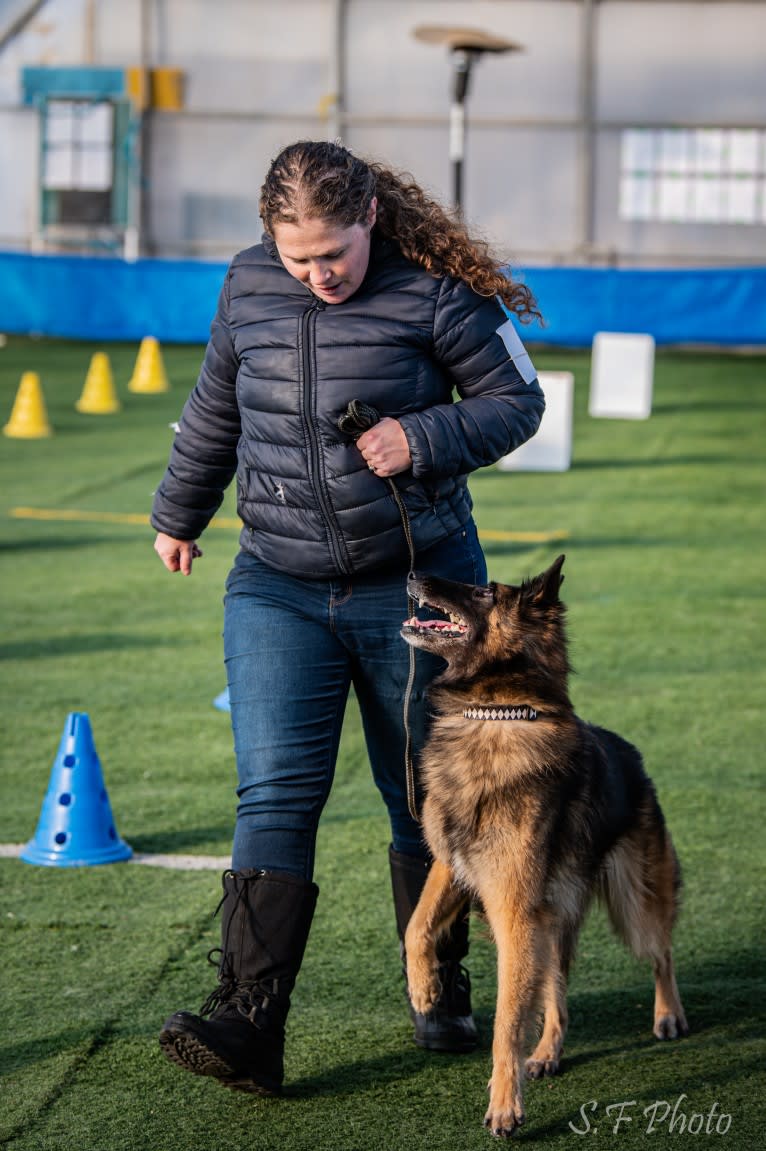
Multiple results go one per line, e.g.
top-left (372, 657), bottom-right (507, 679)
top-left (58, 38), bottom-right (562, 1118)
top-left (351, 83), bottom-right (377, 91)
top-left (259, 140), bottom-right (540, 322)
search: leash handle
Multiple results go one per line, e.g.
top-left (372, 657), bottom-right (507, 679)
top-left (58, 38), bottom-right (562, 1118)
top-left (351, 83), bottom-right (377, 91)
top-left (338, 401), bottom-right (420, 823)
top-left (336, 398), bottom-right (380, 439)
top-left (337, 401), bottom-right (417, 583)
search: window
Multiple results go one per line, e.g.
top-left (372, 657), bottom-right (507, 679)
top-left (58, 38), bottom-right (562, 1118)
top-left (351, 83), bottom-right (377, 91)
top-left (42, 99), bottom-right (115, 226)
top-left (619, 129), bottom-right (765, 225)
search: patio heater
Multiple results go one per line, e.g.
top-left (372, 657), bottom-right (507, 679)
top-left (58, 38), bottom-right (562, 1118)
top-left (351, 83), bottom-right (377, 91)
top-left (413, 25), bottom-right (522, 214)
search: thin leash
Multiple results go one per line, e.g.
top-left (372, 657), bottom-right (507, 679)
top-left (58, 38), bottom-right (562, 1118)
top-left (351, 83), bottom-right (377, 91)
top-left (337, 400), bottom-right (420, 823)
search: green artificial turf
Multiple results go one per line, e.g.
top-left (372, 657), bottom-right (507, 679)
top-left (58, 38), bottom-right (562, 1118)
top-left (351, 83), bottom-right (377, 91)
top-left (1, 336), bottom-right (764, 1150)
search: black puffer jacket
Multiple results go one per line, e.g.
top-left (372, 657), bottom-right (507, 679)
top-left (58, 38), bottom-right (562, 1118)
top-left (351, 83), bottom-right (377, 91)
top-left (150, 233), bottom-right (545, 578)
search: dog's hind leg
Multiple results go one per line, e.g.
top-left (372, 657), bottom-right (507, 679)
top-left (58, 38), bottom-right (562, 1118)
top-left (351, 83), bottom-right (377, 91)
top-left (525, 920), bottom-right (571, 1079)
top-left (602, 824), bottom-right (689, 1041)
top-left (647, 833), bottom-right (688, 1040)
top-left (404, 859), bottom-right (467, 1015)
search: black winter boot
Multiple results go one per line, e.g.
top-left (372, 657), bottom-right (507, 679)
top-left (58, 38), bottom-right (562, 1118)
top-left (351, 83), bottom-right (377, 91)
top-left (159, 869), bottom-right (318, 1094)
top-left (389, 846), bottom-right (478, 1053)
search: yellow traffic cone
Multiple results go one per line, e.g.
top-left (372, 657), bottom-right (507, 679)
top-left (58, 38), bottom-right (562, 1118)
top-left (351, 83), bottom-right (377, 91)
top-left (76, 352), bottom-right (121, 414)
top-left (128, 336), bottom-right (169, 394)
top-left (3, 372), bottom-right (53, 438)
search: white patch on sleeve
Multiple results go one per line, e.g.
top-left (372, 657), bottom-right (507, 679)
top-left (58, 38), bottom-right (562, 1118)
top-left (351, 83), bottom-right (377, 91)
top-left (495, 318), bottom-right (537, 385)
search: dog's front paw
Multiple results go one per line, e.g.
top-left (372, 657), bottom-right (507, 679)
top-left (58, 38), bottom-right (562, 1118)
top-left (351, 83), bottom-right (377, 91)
top-left (407, 957), bottom-right (441, 1015)
top-left (653, 1012), bottom-right (689, 1040)
top-left (525, 1054), bottom-right (560, 1079)
top-left (485, 1079), bottom-right (525, 1138)
top-left (525, 1036), bottom-right (563, 1079)
top-left (484, 1103), bottom-right (525, 1138)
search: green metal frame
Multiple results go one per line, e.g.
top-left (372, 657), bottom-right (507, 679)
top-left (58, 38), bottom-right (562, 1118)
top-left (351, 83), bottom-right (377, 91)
top-left (24, 68), bottom-right (140, 249)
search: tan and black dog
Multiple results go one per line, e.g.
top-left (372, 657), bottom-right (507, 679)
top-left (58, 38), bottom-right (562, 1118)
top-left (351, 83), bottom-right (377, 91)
top-left (401, 555), bottom-right (688, 1138)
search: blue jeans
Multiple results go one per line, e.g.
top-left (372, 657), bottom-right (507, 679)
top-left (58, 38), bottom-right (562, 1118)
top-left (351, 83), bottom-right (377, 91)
top-left (223, 521), bottom-right (487, 880)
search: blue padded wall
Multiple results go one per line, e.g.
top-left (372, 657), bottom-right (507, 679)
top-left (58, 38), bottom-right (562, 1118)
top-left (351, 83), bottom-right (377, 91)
top-left (1, 251), bottom-right (764, 347)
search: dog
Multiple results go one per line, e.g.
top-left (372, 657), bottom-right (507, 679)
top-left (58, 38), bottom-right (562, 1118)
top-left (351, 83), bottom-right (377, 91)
top-left (401, 555), bottom-right (688, 1138)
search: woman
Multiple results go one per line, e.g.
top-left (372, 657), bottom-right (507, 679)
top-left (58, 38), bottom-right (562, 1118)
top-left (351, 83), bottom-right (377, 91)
top-left (153, 140), bottom-right (544, 1094)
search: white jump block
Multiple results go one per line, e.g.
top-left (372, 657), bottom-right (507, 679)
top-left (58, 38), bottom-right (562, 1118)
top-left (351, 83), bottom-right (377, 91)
top-left (497, 371), bottom-right (574, 473)
top-left (589, 331), bottom-right (655, 420)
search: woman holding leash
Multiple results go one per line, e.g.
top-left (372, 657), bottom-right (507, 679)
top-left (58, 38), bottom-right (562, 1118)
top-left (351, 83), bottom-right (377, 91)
top-left (152, 139), bottom-right (544, 1094)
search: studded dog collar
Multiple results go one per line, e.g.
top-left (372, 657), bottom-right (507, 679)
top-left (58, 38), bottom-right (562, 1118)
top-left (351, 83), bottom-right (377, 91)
top-left (462, 705), bottom-right (539, 722)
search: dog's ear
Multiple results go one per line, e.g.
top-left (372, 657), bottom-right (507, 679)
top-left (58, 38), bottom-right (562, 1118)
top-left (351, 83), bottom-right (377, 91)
top-left (532, 554), bottom-right (565, 604)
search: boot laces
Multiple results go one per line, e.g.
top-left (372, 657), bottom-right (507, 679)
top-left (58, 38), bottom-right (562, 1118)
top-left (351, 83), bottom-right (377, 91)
top-left (198, 949), bottom-right (279, 1030)
top-left (198, 948), bottom-right (237, 1017)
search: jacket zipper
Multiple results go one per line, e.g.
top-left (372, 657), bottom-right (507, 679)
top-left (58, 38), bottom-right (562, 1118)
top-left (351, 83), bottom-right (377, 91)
top-left (301, 303), bottom-right (350, 574)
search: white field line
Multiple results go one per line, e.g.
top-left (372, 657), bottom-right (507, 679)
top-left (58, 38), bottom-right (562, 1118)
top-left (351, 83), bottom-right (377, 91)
top-left (0, 843), bottom-right (229, 871)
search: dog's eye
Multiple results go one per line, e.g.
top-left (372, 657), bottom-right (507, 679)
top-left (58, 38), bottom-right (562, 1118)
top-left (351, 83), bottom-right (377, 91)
top-left (472, 585), bottom-right (494, 600)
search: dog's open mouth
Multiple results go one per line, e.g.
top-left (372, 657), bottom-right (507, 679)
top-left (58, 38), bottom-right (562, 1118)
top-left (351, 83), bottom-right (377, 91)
top-left (402, 604), bottom-right (469, 640)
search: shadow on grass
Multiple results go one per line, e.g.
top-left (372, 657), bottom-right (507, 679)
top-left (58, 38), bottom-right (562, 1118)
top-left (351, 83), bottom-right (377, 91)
top-left (480, 536), bottom-right (669, 560)
top-left (129, 826), bottom-right (231, 854)
top-left (288, 1041), bottom-right (486, 1099)
top-left (289, 946), bottom-right (763, 1098)
top-left (288, 943), bottom-right (763, 1104)
top-left (572, 454), bottom-right (737, 470)
top-left (561, 957), bottom-right (764, 1053)
top-left (0, 534), bottom-right (128, 553)
top-left (522, 1050), bottom-right (762, 1143)
top-left (653, 399), bottom-right (766, 414)
top-left (0, 633), bottom-right (162, 660)
top-left (0, 1026), bottom-right (99, 1078)
top-left (479, 541), bottom-right (546, 559)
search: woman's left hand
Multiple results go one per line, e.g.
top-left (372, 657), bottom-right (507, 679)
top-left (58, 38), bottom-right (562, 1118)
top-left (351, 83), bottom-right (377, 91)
top-left (357, 418), bottom-right (412, 477)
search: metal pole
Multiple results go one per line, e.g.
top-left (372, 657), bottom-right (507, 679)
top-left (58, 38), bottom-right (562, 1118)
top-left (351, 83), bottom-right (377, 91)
top-left (450, 50), bottom-right (474, 214)
top-left (414, 25), bottom-right (522, 217)
top-left (326, 0), bottom-right (347, 142)
top-left (449, 100), bottom-right (465, 211)
top-left (579, 0), bottom-right (597, 259)
top-left (0, 0), bottom-right (45, 53)
top-left (84, 0), bottom-right (95, 63)
top-left (130, 0), bottom-right (153, 259)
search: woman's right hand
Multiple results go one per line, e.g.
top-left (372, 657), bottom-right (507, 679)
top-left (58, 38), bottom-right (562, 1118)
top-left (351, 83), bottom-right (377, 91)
top-left (154, 532), bottom-right (203, 575)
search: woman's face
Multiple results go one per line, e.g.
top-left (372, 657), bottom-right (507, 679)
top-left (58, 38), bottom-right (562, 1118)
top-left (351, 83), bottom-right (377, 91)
top-left (272, 198), bottom-right (377, 305)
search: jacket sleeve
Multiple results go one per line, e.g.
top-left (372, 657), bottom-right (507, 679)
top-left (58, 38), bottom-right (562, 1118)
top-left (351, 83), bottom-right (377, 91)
top-left (397, 277), bottom-right (545, 480)
top-left (150, 269), bottom-right (242, 540)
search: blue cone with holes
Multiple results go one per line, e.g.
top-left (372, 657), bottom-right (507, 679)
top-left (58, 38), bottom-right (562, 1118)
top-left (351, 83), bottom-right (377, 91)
top-left (21, 712), bottom-right (132, 866)
top-left (213, 687), bottom-right (230, 712)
